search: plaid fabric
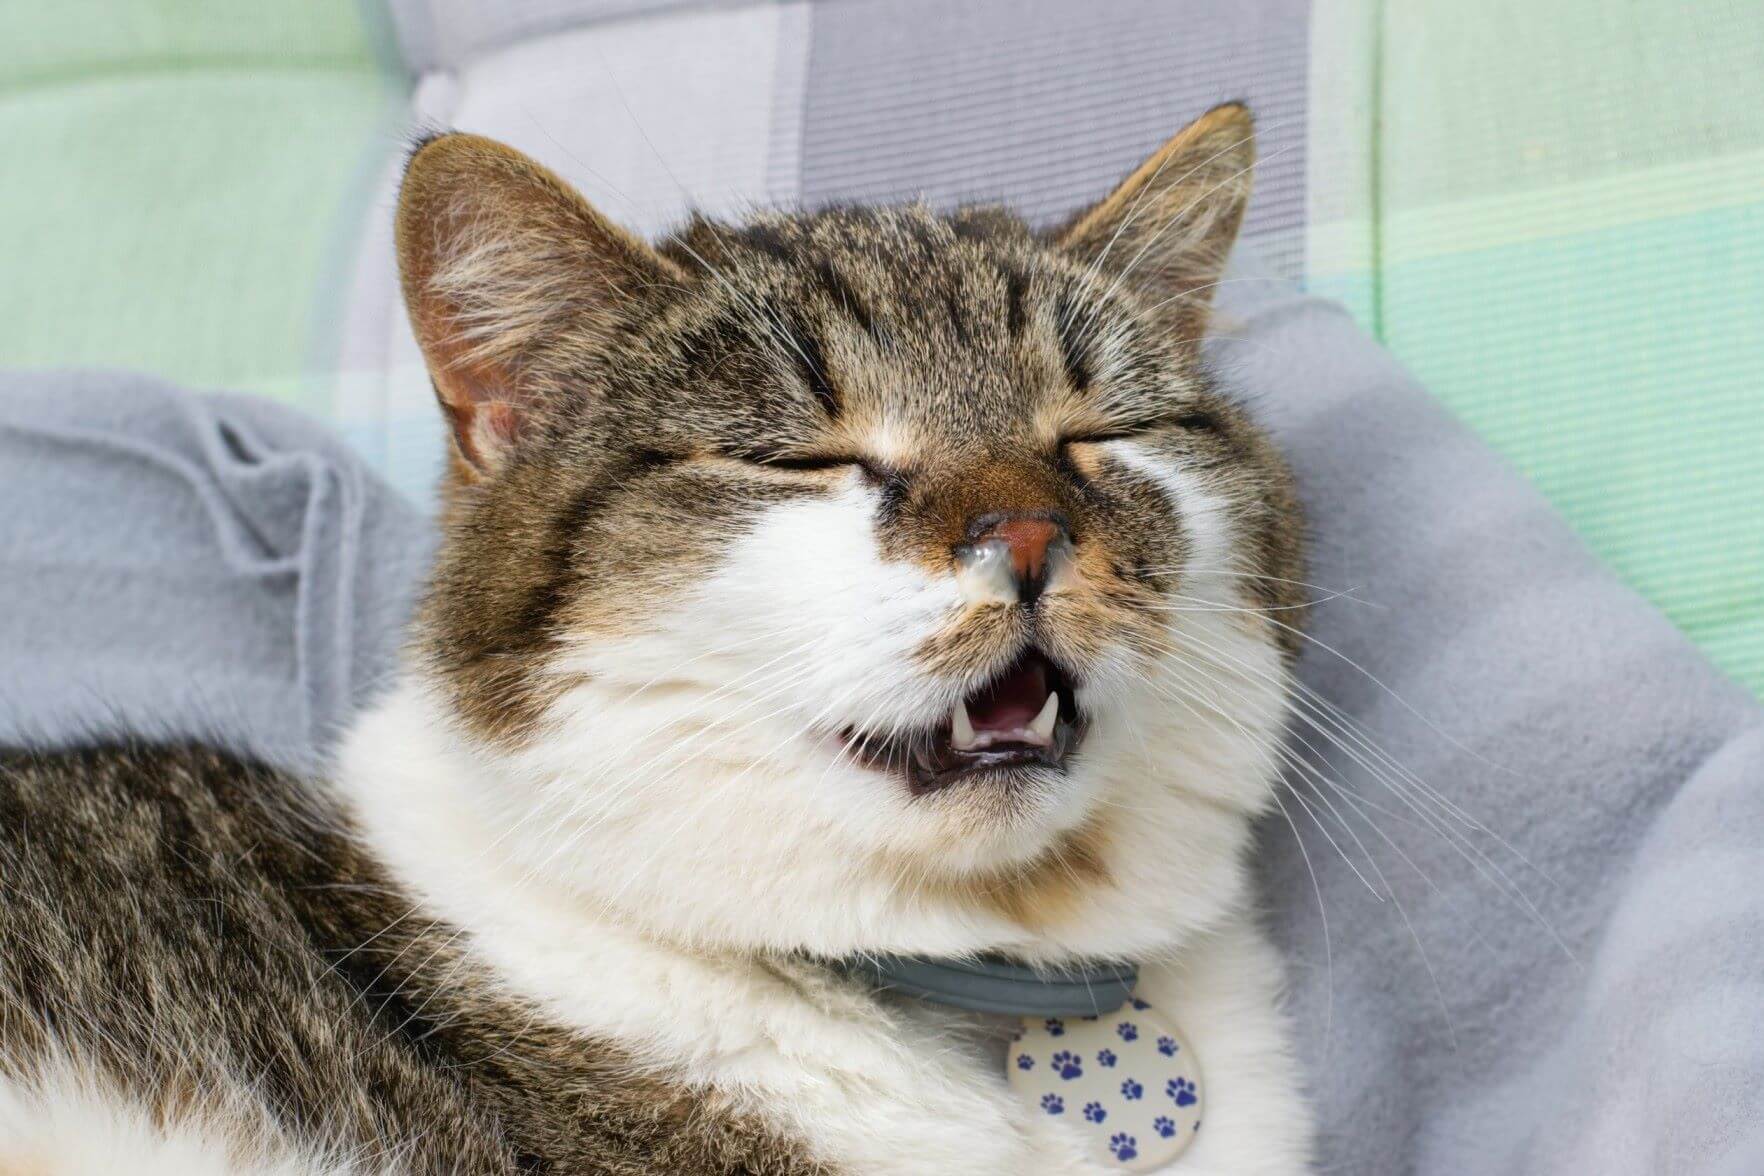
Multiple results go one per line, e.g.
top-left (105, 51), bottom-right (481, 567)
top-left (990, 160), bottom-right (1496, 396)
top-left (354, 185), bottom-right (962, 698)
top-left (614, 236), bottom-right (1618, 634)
top-left (1306, 0), bottom-right (1764, 694)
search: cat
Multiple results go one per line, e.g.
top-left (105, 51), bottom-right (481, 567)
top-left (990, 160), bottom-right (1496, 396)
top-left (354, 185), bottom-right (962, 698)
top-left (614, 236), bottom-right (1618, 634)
top-left (0, 103), bottom-right (1313, 1173)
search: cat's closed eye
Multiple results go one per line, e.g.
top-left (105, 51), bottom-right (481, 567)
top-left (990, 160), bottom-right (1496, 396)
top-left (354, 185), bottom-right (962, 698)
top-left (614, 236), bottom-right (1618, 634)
top-left (751, 454), bottom-right (855, 472)
top-left (1060, 411), bottom-right (1218, 449)
top-left (737, 451), bottom-right (881, 477)
top-left (1060, 430), bottom-right (1138, 446)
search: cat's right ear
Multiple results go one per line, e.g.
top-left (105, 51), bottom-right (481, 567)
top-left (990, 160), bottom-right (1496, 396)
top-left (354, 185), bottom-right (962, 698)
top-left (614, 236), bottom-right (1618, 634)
top-left (395, 133), bottom-right (684, 478)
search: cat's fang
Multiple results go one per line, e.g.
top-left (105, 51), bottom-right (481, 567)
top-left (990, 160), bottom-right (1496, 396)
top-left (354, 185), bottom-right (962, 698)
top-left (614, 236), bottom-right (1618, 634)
top-left (1030, 693), bottom-right (1060, 743)
top-left (951, 700), bottom-right (979, 750)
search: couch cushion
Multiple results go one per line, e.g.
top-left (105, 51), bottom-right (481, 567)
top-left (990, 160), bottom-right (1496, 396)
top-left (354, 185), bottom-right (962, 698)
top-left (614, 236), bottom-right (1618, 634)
top-left (0, 0), bottom-right (401, 406)
top-left (1306, 0), bottom-right (1764, 691)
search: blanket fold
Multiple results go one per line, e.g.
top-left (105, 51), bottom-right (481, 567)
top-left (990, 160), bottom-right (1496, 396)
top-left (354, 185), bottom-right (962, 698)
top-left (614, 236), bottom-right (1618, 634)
top-left (0, 372), bottom-right (433, 776)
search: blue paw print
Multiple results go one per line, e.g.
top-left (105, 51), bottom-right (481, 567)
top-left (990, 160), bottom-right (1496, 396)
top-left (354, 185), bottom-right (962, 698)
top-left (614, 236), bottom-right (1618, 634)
top-left (1168, 1077), bottom-right (1198, 1107)
top-left (1130, 997), bottom-right (1151, 1010)
top-left (1083, 1101), bottom-right (1108, 1123)
top-left (1044, 1017), bottom-right (1065, 1037)
top-left (1015, 1054), bottom-right (1034, 1071)
top-left (1109, 1133), bottom-right (1139, 1162)
top-left (1096, 1048), bottom-right (1118, 1068)
top-left (1153, 1116), bottom-right (1177, 1139)
top-left (1157, 1035), bottom-right (1178, 1057)
top-left (1120, 1078), bottom-right (1144, 1100)
top-left (1041, 1093), bottom-right (1064, 1115)
top-left (1116, 1021), bottom-right (1139, 1042)
top-left (1051, 1050), bottom-right (1083, 1080)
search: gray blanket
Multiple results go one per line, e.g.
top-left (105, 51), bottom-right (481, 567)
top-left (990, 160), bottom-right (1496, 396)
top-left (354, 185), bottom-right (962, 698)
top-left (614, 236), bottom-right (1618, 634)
top-left (2, 290), bottom-right (1761, 1174)
top-left (0, 378), bottom-right (432, 777)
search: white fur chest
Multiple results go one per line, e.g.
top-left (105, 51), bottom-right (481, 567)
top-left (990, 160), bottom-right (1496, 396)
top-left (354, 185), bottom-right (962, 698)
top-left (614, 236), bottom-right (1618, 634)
top-left (341, 705), bottom-right (1087, 1172)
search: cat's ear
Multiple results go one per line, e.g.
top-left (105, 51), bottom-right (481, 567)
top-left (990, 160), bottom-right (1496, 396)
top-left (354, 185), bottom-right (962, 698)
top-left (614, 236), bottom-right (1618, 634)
top-left (396, 133), bottom-right (684, 477)
top-left (1054, 103), bottom-right (1254, 330)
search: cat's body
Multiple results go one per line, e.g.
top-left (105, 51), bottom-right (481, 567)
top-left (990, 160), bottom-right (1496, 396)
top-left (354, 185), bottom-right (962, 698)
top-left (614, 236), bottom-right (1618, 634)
top-left (0, 743), bottom-right (823, 1175)
top-left (1, 105), bottom-right (1315, 1173)
top-left (0, 737), bottom-right (1305, 1176)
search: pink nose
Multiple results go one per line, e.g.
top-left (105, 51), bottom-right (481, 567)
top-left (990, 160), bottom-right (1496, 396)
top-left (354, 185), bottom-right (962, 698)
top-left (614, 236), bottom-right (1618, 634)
top-left (982, 517), bottom-right (1062, 584)
top-left (960, 511), bottom-right (1071, 603)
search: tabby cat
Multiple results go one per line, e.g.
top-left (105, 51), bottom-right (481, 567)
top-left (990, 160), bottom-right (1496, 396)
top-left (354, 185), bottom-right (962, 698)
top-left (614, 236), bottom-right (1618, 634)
top-left (0, 104), bottom-right (1312, 1173)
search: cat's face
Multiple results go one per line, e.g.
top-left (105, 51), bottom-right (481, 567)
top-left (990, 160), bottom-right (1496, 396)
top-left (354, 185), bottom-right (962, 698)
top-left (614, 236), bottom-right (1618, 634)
top-left (396, 106), bottom-right (1303, 962)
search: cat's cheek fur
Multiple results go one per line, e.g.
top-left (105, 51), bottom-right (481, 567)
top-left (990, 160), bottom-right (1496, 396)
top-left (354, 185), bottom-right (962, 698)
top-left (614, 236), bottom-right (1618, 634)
top-left (516, 476), bottom-right (1106, 936)
top-left (396, 476), bottom-right (1063, 956)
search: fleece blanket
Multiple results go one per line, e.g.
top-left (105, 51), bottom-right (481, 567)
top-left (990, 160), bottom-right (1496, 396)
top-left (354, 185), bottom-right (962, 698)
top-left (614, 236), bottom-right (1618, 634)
top-left (0, 377), bottom-right (431, 777)
top-left (2, 278), bottom-right (1762, 1174)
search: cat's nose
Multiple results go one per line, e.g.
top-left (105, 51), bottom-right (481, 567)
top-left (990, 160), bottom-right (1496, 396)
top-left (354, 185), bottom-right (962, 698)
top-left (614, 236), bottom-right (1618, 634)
top-left (953, 511), bottom-right (1073, 606)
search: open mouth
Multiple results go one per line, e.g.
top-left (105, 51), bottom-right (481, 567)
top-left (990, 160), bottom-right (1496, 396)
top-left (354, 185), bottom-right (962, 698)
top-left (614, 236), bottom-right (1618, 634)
top-left (845, 648), bottom-right (1085, 796)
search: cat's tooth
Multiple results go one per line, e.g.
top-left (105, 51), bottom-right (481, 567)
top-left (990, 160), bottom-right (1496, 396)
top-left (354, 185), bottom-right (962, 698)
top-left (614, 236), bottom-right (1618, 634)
top-left (951, 701), bottom-right (979, 750)
top-left (1030, 693), bottom-right (1060, 743)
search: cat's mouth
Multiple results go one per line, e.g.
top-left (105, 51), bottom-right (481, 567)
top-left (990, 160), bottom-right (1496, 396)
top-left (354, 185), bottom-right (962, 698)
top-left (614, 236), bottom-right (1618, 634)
top-left (843, 648), bottom-right (1085, 796)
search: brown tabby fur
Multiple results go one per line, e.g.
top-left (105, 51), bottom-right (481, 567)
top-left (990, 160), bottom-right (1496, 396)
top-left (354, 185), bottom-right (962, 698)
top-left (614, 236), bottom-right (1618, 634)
top-left (0, 744), bottom-right (828, 1174)
top-left (0, 103), bottom-right (1301, 1172)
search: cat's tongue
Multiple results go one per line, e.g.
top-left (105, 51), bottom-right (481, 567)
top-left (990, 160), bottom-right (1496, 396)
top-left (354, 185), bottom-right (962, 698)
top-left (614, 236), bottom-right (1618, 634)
top-left (952, 656), bottom-right (1059, 750)
top-left (970, 659), bottom-right (1049, 730)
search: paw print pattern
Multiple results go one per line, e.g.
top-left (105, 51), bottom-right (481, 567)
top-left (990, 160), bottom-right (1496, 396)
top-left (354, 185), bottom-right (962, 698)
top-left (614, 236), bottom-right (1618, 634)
top-left (1003, 1002), bottom-right (1198, 1168)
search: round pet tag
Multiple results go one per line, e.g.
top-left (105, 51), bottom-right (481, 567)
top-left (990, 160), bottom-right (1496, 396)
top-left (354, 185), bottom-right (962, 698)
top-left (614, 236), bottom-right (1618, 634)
top-left (1004, 997), bottom-right (1203, 1172)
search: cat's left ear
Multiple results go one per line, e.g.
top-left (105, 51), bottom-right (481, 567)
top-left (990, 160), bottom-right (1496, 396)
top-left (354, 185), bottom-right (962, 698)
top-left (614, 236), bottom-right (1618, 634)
top-left (396, 133), bottom-right (685, 478)
top-left (1054, 103), bottom-right (1255, 331)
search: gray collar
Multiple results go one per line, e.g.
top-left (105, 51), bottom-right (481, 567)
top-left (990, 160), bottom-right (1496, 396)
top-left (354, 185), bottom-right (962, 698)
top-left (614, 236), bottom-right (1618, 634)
top-left (845, 955), bottom-right (1138, 1016)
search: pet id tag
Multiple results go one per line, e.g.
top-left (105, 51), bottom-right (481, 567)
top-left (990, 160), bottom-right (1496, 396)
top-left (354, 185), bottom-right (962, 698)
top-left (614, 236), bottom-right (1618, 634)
top-left (1005, 997), bottom-right (1203, 1171)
